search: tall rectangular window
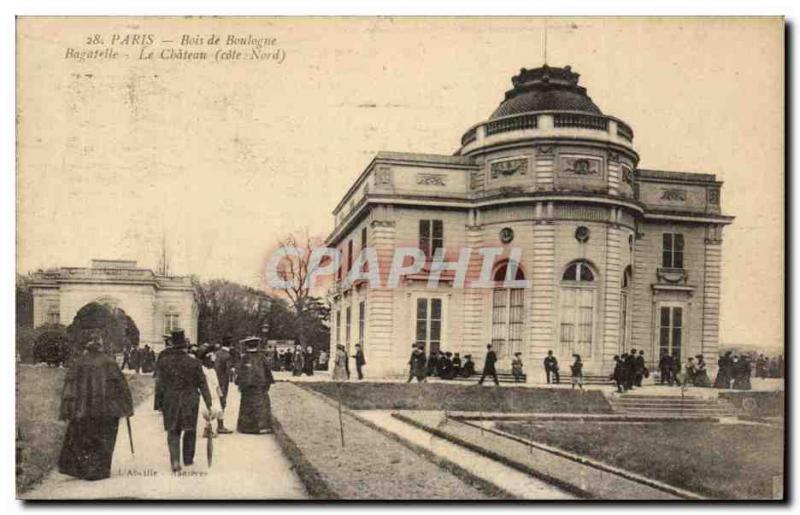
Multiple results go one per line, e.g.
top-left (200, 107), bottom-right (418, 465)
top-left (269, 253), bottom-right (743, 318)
top-left (345, 307), bottom-right (352, 351)
top-left (46, 311), bottom-right (60, 325)
top-left (336, 246), bottom-right (343, 282)
top-left (659, 306), bottom-right (683, 362)
top-left (164, 313), bottom-right (180, 335)
top-left (491, 287), bottom-right (524, 358)
top-left (335, 311), bottom-right (341, 345)
top-left (559, 288), bottom-right (594, 357)
top-left (358, 301), bottom-right (366, 348)
top-left (347, 240), bottom-right (354, 272)
top-left (419, 220), bottom-right (443, 259)
top-left (662, 233), bottom-right (685, 268)
top-left (360, 227), bottom-right (368, 272)
top-left (415, 297), bottom-right (442, 354)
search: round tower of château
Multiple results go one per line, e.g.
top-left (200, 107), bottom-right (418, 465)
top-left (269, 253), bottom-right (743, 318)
top-left (458, 64), bottom-right (640, 374)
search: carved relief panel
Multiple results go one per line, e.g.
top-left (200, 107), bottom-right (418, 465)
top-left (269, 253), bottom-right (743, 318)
top-left (559, 155), bottom-right (603, 177)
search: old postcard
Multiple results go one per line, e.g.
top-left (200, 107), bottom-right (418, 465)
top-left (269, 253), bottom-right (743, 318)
top-left (15, 16), bottom-right (784, 501)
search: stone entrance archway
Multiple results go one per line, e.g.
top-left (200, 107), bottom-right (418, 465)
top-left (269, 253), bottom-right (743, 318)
top-left (29, 259), bottom-right (197, 350)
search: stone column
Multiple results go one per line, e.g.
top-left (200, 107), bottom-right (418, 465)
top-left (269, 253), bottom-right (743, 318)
top-left (602, 218), bottom-right (623, 373)
top-left (702, 225), bottom-right (723, 365)
top-left (366, 218), bottom-right (397, 374)
top-left (530, 209), bottom-right (556, 382)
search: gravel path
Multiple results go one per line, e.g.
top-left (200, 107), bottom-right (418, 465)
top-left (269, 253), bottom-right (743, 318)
top-left (23, 385), bottom-right (307, 500)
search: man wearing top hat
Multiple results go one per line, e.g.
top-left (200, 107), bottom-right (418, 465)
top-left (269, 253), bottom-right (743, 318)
top-left (214, 336), bottom-right (234, 434)
top-left (154, 329), bottom-right (215, 472)
top-left (236, 336), bottom-right (275, 434)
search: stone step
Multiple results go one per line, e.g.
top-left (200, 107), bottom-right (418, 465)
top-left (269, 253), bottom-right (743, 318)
top-left (613, 407), bottom-right (736, 415)
top-left (613, 394), bottom-right (716, 401)
top-left (611, 399), bottom-right (722, 407)
top-left (611, 405), bottom-right (730, 413)
top-left (611, 410), bottom-right (735, 418)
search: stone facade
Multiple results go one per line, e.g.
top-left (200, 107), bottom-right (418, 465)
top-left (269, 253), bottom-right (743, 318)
top-left (326, 65), bottom-right (733, 379)
top-left (29, 259), bottom-right (197, 350)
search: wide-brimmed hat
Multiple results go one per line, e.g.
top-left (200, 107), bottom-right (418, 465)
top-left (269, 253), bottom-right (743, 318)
top-left (171, 330), bottom-right (187, 348)
top-left (198, 344), bottom-right (216, 360)
top-left (222, 335), bottom-right (233, 347)
top-left (241, 336), bottom-right (260, 351)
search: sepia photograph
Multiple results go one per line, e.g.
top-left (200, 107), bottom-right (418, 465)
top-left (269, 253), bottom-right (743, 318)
top-left (13, 15), bottom-right (785, 501)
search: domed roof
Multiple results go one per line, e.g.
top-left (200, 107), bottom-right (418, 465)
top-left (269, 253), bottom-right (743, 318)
top-left (489, 65), bottom-right (602, 119)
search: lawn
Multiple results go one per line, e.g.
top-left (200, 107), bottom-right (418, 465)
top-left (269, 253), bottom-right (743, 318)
top-left (497, 420), bottom-right (784, 499)
top-left (271, 383), bottom-right (505, 499)
top-left (305, 382), bottom-right (612, 413)
top-left (16, 365), bottom-right (153, 494)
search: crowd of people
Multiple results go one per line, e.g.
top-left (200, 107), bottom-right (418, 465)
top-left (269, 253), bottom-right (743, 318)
top-left (57, 329), bottom-right (277, 480)
top-left (270, 344), bottom-right (329, 375)
top-left (394, 343), bottom-right (479, 383)
top-left (754, 353), bottom-right (785, 379)
top-left (119, 344), bottom-right (156, 374)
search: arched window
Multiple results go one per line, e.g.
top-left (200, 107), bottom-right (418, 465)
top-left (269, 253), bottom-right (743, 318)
top-left (491, 260), bottom-right (525, 360)
top-left (562, 261), bottom-right (595, 282)
top-left (620, 266), bottom-right (633, 351)
top-left (559, 260), bottom-right (596, 358)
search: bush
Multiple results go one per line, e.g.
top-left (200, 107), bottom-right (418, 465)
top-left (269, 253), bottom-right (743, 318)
top-left (32, 325), bottom-right (70, 366)
top-left (16, 325), bottom-right (37, 363)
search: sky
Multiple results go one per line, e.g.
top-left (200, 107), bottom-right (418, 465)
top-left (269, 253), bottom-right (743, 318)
top-left (16, 17), bottom-right (784, 350)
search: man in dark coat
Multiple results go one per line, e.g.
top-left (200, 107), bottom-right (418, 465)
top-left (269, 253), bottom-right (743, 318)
top-left (624, 349), bottom-right (638, 390)
top-left (634, 350), bottom-right (646, 386)
top-left (236, 336), bottom-right (275, 434)
top-left (461, 355), bottom-right (475, 378)
top-left (120, 346), bottom-right (132, 371)
top-left (407, 344), bottom-right (427, 383)
top-left (452, 353), bottom-right (462, 377)
top-left (619, 352), bottom-right (631, 390)
top-left (611, 355), bottom-right (625, 393)
top-left (427, 350), bottom-right (439, 378)
top-left (478, 344), bottom-right (499, 386)
top-left (141, 345), bottom-right (155, 374)
top-left (154, 330), bottom-right (214, 472)
top-left (214, 336), bottom-right (234, 434)
top-left (544, 350), bottom-right (560, 384)
top-left (658, 350), bottom-right (672, 385)
top-left (153, 335), bottom-right (171, 411)
top-left (130, 344), bottom-right (142, 374)
top-left (440, 351), bottom-right (454, 379)
top-left (58, 331), bottom-right (133, 480)
top-left (354, 344), bottom-right (366, 380)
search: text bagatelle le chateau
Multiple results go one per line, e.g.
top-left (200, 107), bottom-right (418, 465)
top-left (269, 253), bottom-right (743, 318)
top-left (64, 33), bottom-right (285, 63)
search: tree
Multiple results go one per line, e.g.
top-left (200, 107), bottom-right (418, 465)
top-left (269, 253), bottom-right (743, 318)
top-left (194, 278), bottom-right (293, 344)
top-left (16, 274), bottom-right (33, 328)
top-left (66, 302), bottom-right (137, 355)
top-left (193, 277), bottom-right (329, 352)
top-left (273, 229), bottom-right (328, 315)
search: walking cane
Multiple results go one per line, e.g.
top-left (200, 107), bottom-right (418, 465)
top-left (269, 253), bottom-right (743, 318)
top-left (336, 382), bottom-right (346, 449)
top-left (126, 417), bottom-right (135, 456)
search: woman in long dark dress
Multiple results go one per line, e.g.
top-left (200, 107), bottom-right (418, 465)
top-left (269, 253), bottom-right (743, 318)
top-left (58, 333), bottom-right (134, 481)
top-left (236, 337), bottom-right (275, 434)
top-left (693, 355), bottom-right (710, 387)
top-left (291, 343), bottom-right (305, 377)
top-left (713, 352), bottom-right (732, 389)
top-left (303, 345), bottom-right (315, 376)
top-left (733, 356), bottom-right (752, 390)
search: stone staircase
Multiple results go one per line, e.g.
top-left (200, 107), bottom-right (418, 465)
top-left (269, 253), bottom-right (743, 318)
top-left (582, 374), bottom-right (615, 385)
top-left (449, 371), bottom-right (527, 384)
top-left (608, 393), bottom-right (739, 418)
